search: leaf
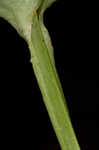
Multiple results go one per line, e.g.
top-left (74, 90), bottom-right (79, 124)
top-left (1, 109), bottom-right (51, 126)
top-left (0, 1), bottom-right (81, 150)
top-left (0, 0), bottom-right (55, 41)
top-left (0, 0), bottom-right (56, 66)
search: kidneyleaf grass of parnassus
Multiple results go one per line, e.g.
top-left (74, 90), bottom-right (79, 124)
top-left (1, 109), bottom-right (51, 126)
top-left (0, 1), bottom-right (81, 150)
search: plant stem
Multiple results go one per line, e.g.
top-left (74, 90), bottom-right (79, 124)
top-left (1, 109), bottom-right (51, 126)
top-left (28, 11), bottom-right (80, 150)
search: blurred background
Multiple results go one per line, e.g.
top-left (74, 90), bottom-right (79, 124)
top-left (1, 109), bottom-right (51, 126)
top-left (0, 0), bottom-right (98, 149)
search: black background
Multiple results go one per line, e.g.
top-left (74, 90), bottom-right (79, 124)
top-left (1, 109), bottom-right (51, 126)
top-left (0, 0), bottom-right (98, 150)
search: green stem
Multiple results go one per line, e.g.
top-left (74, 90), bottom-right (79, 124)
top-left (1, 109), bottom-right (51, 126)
top-left (28, 11), bottom-right (80, 150)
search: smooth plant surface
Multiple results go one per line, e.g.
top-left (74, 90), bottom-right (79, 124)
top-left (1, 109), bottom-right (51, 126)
top-left (0, 1), bottom-right (81, 150)
top-left (0, 0), bottom-right (55, 41)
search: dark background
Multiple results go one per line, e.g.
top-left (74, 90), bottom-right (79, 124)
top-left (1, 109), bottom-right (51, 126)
top-left (0, 0), bottom-right (98, 150)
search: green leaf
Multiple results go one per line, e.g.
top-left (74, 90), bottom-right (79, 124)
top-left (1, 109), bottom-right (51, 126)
top-left (0, 1), bottom-right (81, 150)
top-left (0, 0), bottom-right (55, 41)
top-left (0, 0), bottom-right (38, 39)
top-left (0, 0), bottom-right (56, 66)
